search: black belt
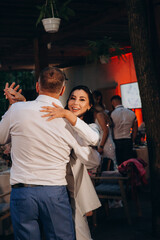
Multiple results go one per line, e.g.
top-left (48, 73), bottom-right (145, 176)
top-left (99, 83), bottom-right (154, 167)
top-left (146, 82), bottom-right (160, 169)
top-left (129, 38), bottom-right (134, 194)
top-left (12, 183), bottom-right (43, 188)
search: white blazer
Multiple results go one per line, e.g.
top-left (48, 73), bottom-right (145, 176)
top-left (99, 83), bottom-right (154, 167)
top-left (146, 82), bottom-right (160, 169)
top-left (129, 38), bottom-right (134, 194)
top-left (67, 122), bottom-right (101, 216)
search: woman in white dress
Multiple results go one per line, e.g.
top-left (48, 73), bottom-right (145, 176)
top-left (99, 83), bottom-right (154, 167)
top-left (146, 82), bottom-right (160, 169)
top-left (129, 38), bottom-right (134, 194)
top-left (93, 90), bottom-right (117, 170)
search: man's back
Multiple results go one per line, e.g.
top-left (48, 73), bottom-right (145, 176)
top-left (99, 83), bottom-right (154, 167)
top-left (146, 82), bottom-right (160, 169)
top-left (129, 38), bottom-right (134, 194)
top-left (1, 67), bottom-right (87, 240)
top-left (111, 105), bottom-right (136, 139)
top-left (1, 95), bottom-right (91, 187)
top-left (110, 95), bottom-right (138, 166)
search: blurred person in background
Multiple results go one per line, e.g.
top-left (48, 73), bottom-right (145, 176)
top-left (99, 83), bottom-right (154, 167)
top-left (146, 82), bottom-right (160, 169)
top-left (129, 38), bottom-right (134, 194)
top-left (110, 95), bottom-right (138, 165)
top-left (93, 90), bottom-right (117, 170)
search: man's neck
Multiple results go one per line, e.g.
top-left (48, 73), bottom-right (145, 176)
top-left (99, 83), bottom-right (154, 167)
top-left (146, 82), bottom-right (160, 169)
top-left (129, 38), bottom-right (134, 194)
top-left (115, 104), bottom-right (123, 108)
top-left (39, 91), bottom-right (59, 99)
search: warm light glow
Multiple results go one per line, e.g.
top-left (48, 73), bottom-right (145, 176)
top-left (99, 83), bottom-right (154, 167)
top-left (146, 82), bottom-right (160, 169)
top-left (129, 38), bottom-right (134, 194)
top-left (134, 109), bottom-right (143, 127)
top-left (108, 52), bottom-right (143, 126)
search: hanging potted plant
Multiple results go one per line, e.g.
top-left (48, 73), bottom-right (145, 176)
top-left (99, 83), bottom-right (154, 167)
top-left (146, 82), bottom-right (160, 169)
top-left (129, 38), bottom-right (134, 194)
top-left (36, 0), bottom-right (75, 33)
top-left (87, 36), bottom-right (125, 64)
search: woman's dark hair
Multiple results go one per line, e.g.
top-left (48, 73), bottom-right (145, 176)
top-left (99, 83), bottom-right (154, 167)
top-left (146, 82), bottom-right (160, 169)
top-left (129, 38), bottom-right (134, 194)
top-left (65, 85), bottom-right (95, 124)
top-left (92, 90), bottom-right (105, 110)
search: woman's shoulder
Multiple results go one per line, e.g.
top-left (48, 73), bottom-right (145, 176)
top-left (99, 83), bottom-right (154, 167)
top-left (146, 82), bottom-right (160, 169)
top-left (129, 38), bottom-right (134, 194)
top-left (96, 111), bottom-right (106, 120)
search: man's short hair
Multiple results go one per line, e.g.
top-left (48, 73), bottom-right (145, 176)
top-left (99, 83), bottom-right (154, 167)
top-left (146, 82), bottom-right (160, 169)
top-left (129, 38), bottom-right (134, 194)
top-left (111, 95), bottom-right (122, 102)
top-left (39, 67), bottom-right (66, 93)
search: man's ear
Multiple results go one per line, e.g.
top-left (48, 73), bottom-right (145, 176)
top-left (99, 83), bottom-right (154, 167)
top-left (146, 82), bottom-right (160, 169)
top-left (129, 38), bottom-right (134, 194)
top-left (60, 86), bottom-right (66, 96)
top-left (36, 82), bottom-right (39, 94)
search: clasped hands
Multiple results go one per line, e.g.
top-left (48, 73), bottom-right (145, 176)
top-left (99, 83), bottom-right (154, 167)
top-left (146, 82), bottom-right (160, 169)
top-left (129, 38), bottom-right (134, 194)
top-left (4, 82), bottom-right (26, 105)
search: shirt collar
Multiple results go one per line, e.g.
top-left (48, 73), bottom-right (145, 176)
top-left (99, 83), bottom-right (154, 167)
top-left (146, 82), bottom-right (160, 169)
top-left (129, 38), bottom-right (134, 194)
top-left (36, 95), bottom-right (63, 107)
top-left (115, 104), bottom-right (123, 109)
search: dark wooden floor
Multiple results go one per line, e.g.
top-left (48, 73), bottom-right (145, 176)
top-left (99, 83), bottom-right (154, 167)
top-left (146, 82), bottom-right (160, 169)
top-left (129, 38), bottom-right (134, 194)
top-left (88, 184), bottom-right (158, 240)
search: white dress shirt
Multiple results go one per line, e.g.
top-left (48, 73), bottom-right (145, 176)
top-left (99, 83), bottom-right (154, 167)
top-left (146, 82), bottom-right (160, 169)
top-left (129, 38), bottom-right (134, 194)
top-left (0, 95), bottom-right (100, 186)
top-left (111, 105), bottom-right (137, 139)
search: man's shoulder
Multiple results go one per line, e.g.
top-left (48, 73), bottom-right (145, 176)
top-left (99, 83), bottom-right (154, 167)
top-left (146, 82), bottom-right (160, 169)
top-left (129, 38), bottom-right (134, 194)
top-left (122, 108), bottom-right (137, 121)
top-left (124, 107), bottom-right (136, 115)
top-left (110, 106), bottom-right (121, 115)
top-left (11, 99), bottom-right (36, 109)
top-left (114, 106), bottom-right (135, 115)
top-left (111, 106), bottom-right (136, 119)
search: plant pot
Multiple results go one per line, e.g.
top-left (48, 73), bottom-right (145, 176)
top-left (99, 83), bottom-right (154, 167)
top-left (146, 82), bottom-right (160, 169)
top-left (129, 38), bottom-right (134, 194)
top-left (42, 18), bottom-right (61, 33)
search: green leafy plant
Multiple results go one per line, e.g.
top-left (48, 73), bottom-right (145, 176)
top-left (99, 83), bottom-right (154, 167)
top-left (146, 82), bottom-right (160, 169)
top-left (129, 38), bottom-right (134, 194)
top-left (87, 36), bottom-right (126, 63)
top-left (36, 0), bottom-right (75, 26)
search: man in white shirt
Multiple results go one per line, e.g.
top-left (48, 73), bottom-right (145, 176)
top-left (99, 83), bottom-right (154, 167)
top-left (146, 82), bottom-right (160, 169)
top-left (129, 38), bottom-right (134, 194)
top-left (111, 95), bottom-right (138, 165)
top-left (0, 67), bottom-right (100, 240)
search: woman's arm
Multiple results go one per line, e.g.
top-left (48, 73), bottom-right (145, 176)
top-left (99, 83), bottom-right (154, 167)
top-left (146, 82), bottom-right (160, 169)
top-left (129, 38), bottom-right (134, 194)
top-left (41, 103), bottom-right (77, 125)
top-left (40, 103), bottom-right (100, 146)
top-left (96, 112), bottom-right (109, 154)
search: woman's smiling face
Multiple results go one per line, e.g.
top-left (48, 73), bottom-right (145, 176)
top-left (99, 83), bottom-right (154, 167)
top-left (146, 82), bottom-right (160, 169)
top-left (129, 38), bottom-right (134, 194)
top-left (68, 89), bottom-right (91, 119)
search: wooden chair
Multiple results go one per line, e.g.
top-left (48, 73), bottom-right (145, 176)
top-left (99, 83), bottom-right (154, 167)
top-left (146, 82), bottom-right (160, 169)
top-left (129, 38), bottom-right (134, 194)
top-left (91, 160), bottom-right (144, 226)
top-left (91, 170), bottom-right (132, 225)
top-left (89, 157), bottom-right (112, 178)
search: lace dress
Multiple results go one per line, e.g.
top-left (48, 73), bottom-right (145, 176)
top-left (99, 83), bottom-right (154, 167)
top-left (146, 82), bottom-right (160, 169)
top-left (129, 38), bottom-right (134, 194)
top-left (95, 119), bottom-right (117, 170)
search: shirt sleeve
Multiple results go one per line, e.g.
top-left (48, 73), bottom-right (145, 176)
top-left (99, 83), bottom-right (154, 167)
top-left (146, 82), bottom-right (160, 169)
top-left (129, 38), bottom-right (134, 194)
top-left (0, 108), bottom-right (11, 145)
top-left (65, 124), bottom-right (100, 168)
top-left (72, 117), bottom-right (100, 146)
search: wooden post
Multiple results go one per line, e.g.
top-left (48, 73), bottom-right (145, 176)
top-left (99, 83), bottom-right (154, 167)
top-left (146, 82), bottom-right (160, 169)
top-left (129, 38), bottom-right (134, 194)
top-left (34, 36), bottom-right (49, 81)
top-left (126, 0), bottom-right (160, 237)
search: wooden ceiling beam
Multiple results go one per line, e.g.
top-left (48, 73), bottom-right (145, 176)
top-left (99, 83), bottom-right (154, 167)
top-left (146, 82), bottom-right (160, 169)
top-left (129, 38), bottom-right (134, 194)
top-left (44, 6), bottom-right (127, 44)
top-left (0, 0), bottom-right (130, 70)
